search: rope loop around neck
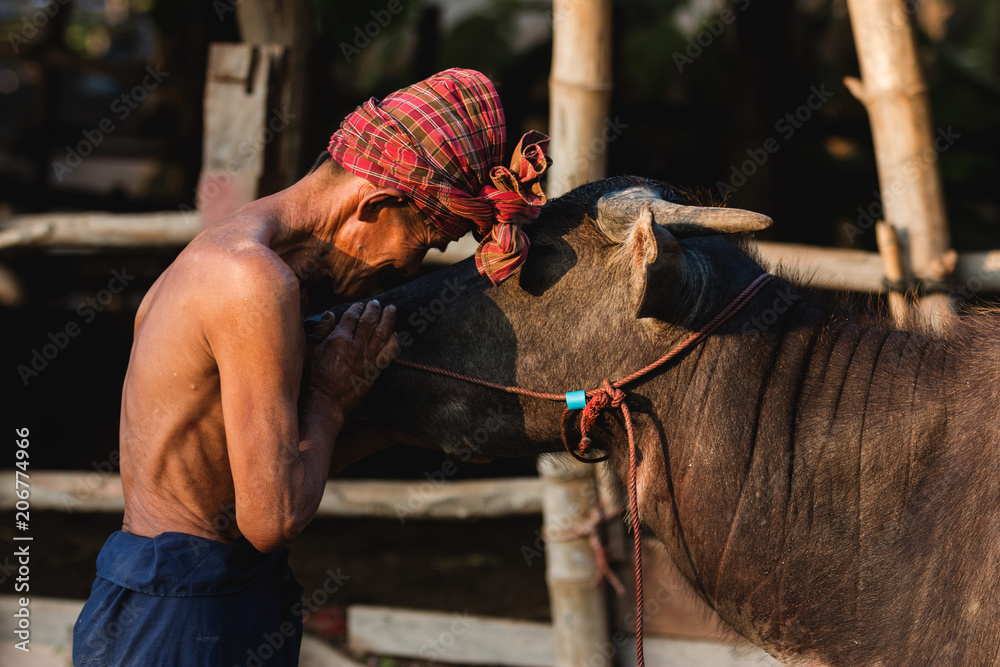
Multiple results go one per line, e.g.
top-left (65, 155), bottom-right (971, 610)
top-left (392, 272), bottom-right (776, 667)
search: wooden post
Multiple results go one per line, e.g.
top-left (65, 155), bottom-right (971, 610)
top-left (538, 456), bottom-right (611, 666)
top-left (197, 43), bottom-right (287, 226)
top-left (544, 0), bottom-right (616, 662)
top-left (235, 0), bottom-right (312, 189)
top-left (875, 221), bottom-right (910, 326)
top-left (843, 0), bottom-right (956, 328)
top-left (547, 0), bottom-right (614, 197)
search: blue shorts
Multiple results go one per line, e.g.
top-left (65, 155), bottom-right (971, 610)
top-left (73, 531), bottom-right (304, 667)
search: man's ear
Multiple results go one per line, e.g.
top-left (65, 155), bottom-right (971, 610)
top-left (628, 206), bottom-right (685, 320)
top-left (356, 187), bottom-right (408, 223)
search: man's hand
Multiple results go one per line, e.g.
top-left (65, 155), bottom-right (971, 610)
top-left (308, 300), bottom-right (399, 415)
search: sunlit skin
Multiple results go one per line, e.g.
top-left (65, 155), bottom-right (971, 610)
top-left (119, 160), bottom-right (452, 553)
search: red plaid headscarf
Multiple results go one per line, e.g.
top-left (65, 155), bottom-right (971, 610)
top-left (328, 68), bottom-right (551, 285)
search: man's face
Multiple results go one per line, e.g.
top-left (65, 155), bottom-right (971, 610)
top-left (334, 204), bottom-right (454, 297)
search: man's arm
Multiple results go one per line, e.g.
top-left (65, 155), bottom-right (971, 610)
top-left (207, 250), bottom-right (396, 552)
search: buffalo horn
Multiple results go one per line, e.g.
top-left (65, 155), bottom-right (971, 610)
top-left (596, 187), bottom-right (773, 240)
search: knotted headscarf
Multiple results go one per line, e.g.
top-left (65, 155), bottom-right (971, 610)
top-left (328, 68), bottom-right (551, 285)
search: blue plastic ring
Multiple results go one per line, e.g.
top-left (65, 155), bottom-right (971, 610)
top-left (565, 390), bottom-right (587, 411)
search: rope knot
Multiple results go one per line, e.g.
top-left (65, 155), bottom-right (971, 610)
top-left (577, 380), bottom-right (624, 451)
top-left (603, 379), bottom-right (626, 407)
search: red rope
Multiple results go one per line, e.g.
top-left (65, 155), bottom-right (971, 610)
top-left (394, 273), bottom-right (774, 667)
top-left (390, 360), bottom-right (565, 401)
top-left (623, 398), bottom-right (643, 664)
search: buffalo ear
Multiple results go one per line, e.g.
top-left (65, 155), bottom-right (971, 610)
top-left (629, 205), bottom-right (685, 320)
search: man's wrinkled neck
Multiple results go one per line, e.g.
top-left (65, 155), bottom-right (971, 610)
top-left (266, 169), bottom-right (368, 283)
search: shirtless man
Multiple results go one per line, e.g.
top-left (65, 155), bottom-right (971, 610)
top-left (73, 68), bottom-right (550, 666)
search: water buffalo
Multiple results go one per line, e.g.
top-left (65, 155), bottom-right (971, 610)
top-left (319, 176), bottom-right (1000, 666)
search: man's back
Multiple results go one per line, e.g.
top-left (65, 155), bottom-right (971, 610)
top-left (120, 212), bottom-right (302, 545)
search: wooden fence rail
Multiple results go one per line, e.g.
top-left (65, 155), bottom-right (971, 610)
top-left (5, 211), bottom-right (1000, 295)
top-left (0, 471), bottom-right (542, 520)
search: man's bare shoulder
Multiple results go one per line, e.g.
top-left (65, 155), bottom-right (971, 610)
top-left (191, 229), bottom-right (297, 296)
top-left (134, 222), bottom-right (301, 346)
top-left (152, 224), bottom-right (296, 325)
top-left (170, 227), bottom-right (303, 355)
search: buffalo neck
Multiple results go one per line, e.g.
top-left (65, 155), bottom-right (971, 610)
top-left (615, 276), bottom-right (1000, 665)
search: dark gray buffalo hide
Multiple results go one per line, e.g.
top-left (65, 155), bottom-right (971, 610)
top-left (316, 176), bottom-right (1000, 667)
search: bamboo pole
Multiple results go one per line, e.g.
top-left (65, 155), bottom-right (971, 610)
top-left (545, 0), bottom-right (616, 662)
top-left (538, 456), bottom-right (612, 666)
top-left (875, 221), bottom-right (911, 326)
top-left (3, 209), bottom-right (1000, 297)
top-left (548, 0), bottom-right (614, 197)
top-left (0, 211), bottom-right (201, 249)
top-left (844, 0), bottom-right (956, 328)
